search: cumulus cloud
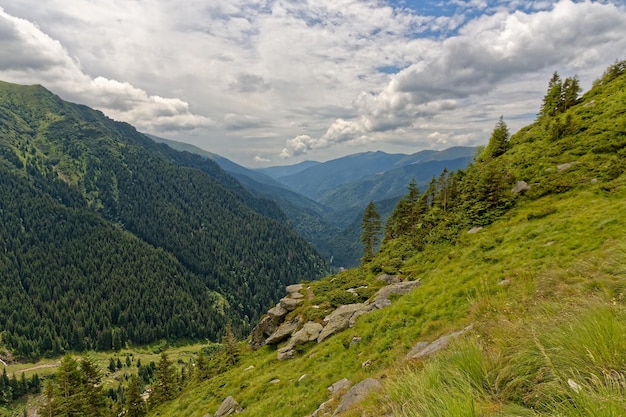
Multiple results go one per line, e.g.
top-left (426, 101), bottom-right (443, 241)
top-left (281, 0), bottom-right (626, 158)
top-left (0, 6), bottom-right (211, 133)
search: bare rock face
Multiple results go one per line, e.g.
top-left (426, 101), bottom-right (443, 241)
top-left (331, 378), bottom-right (382, 416)
top-left (279, 296), bottom-right (302, 311)
top-left (214, 396), bottom-right (242, 417)
top-left (249, 315), bottom-right (277, 350)
top-left (328, 378), bottom-right (352, 394)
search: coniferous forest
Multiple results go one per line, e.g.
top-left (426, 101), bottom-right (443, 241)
top-left (0, 81), bottom-right (327, 359)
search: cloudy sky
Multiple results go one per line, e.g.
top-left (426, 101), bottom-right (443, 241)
top-left (1, 0), bottom-right (625, 166)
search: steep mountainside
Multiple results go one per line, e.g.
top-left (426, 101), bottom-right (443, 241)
top-left (0, 81), bottom-right (326, 358)
top-left (146, 61), bottom-right (626, 417)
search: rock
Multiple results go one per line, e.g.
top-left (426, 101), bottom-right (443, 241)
top-left (269, 379), bottom-right (280, 384)
top-left (468, 226), bottom-right (483, 234)
top-left (498, 279), bottom-right (511, 286)
top-left (279, 297), bottom-right (302, 311)
top-left (328, 378), bottom-right (352, 394)
top-left (310, 400), bottom-right (333, 417)
top-left (361, 359), bottom-right (372, 368)
top-left (277, 346), bottom-right (295, 360)
top-left (557, 161), bottom-right (578, 171)
top-left (265, 318), bottom-right (300, 345)
top-left (299, 374), bottom-right (309, 382)
top-left (249, 315), bottom-right (277, 350)
top-left (286, 284), bottom-right (304, 295)
top-left (267, 304), bottom-right (289, 321)
top-left (244, 365), bottom-right (255, 371)
top-left (349, 336), bottom-right (362, 348)
top-left (372, 279), bottom-right (421, 309)
top-left (511, 180), bottom-right (531, 194)
top-left (406, 324), bottom-right (474, 360)
top-left (291, 322), bottom-right (324, 346)
top-left (277, 322), bottom-right (323, 360)
top-left (317, 304), bottom-right (373, 343)
top-left (332, 378), bottom-right (382, 416)
top-left (214, 396), bottom-right (242, 417)
top-left (584, 100), bottom-right (596, 107)
top-left (376, 273), bottom-right (401, 285)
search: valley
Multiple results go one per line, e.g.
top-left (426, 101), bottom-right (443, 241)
top-left (1, 55), bottom-right (626, 417)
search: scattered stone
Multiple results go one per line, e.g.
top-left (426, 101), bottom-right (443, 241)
top-left (557, 161), bottom-right (578, 171)
top-left (277, 346), bottom-right (295, 360)
top-left (591, 178), bottom-right (598, 183)
top-left (349, 336), bottom-right (362, 348)
top-left (299, 374), bottom-right (309, 382)
top-left (361, 359), bottom-right (372, 368)
top-left (583, 100), bottom-right (596, 107)
top-left (498, 279), bottom-right (511, 286)
top-left (468, 226), bottom-right (483, 234)
top-left (244, 365), bottom-right (255, 371)
top-left (265, 318), bottom-right (300, 345)
top-left (214, 396), bottom-right (242, 417)
top-left (376, 273), bottom-right (401, 285)
top-left (544, 241), bottom-right (555, 247)
top-left (269, 379), bottom-right (280, 384)
top-left (511, 180), bottom-right (531, 194)
top-left (332, 378), bottom-right (382, 417)
top-left (280, 297), bottom-right (302, 311)
top-left (406, 324), bottom-right (474, 360)
top-left (328, 378), bottom-right (352, 394)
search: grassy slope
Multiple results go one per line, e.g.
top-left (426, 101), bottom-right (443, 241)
top-left (150, 67), bottom-right (626, 416)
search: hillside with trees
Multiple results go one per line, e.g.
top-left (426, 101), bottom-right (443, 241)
top-left (0, 81), bottom-right (327, 359)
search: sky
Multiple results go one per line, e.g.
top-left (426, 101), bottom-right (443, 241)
top-left (1, 0), bottom-right (625, 167)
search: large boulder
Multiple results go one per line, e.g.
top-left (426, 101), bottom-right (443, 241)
top-left (331, 378), bottom-right (381, 416)
top-left (317, 303), bottom-right (373, 343)
top-left (214, 396), bottom-right (242, 417)
top-left (279, 296), bottom-right (302, 311)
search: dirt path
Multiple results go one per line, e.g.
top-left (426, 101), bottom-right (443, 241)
top-left (14, 362), bottom-right (59, 373)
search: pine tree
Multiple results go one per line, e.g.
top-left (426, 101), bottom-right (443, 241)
top-left (484, 117), bottom-right (510, 159)
top-left (125, 374), bottom-right (146, 417)
top-left (222, 324), bottom-right (239, 366)
top-left (361, 201), bottom-right (382, 261)
top-left (149, 352), bottom-right (177, 408)
top-left (539, 71), bottom-right (562, 118)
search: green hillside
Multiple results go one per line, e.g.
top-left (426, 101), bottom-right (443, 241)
top-left (0, 81), bottom-right (326, 359)
top-left (143, 61), bottom-right (626, 416)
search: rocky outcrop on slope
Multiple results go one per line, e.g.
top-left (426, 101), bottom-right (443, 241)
top-left (249, 275), bottom-right (421, 360)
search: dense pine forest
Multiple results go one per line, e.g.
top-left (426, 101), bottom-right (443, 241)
top-left (0, 81), bottom-right (327, 358)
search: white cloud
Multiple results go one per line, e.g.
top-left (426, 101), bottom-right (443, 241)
top-left (281, 0), bottom-right (626, 158)
top-left (1, 1), bottom-right (625, 165)
top-left (0, 6), bottom-right (211, 133)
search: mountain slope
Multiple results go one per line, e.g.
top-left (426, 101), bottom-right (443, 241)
top-left (0, 81), bottom-right (327, 357)
top-left (147, 61), bottom-right (626, 417)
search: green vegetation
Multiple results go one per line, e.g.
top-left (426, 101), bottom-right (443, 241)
top-left (0, 81), bottom-right (326, 359)
top-left (2, 59), bottom-right (626, 417)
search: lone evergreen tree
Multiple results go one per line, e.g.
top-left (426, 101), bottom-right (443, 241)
top-left (125, 374), bottom-right (146, 417)
top-left (149, 352), bottom-right (177, 408)
top-left (361, 201), bottom-right (382, 261)
top-left (484, 116), bottom-right (510, 159)
top-left (222, 324), bottom-right (239, 366)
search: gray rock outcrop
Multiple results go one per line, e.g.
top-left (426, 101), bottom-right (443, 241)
top-left (214, 396), bottom-right (242, 417)
top-left (331, 378), bottom-right (382, 416)
top-left (376, 273), bottom-right (401, 285)
top-left (265, 318), bottom-right (300, 345)
top-left (277, 322), bottom-right (323, 360)
top-left (328, 378), bottom-right (352, 394)
top-left (317, 303), bottom-right (374, 343)
top-left (372, 279), bottom-right (421, 309)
